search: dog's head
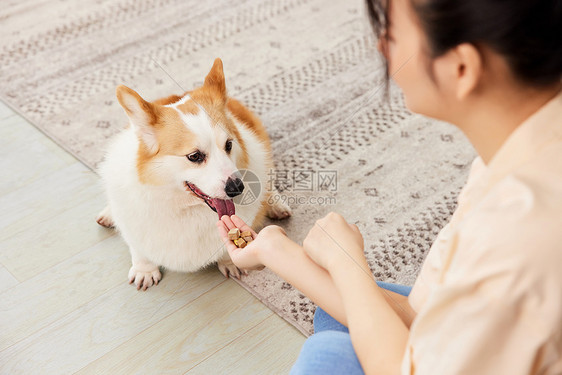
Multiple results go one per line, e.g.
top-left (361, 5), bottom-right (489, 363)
top-left (116, 58), bottom-right (247, 218)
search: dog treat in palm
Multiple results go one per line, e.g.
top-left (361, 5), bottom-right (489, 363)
top-left (234, 238), bottom-right (247, 248)
top-left (229, 228), bottom-right (253, 248)
top-left (228, 228), bottom-right (241, 240)
top-left (240, 231), bottom-right (254, 243)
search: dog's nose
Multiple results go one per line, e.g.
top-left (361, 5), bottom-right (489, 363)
top-left (225, 177), bottom-right (244, 198)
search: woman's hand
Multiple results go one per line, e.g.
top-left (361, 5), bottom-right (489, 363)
top-left (303, 212), bottom-right (367, 272)
top-left (216, 215), bottom-right (287, 271)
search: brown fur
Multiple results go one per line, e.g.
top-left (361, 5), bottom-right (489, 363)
top-left (136, 106), bottom-right (201, 184)
top-left (115, 86), bottom-right (201, 184)
top-left (116, 85), bottom-right (158, 126)
top-left (226, 98), bottom-right (272, 154)
top-left (152, 94), bottom-right (184, 106)
top-left (113, 58), bottom-right (289, 232)
top-left (187, 58), bottom-right (252, 170)
top-left (117, 58), bottom-right (269, 193)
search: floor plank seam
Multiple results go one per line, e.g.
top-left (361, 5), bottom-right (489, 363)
top-left (183, 313), bottom-right (275, 374)
top-left (0, 232), bottom-right (119, 283)
top-left (0, 280), bottom-right (124, 356)
top-left (0, 113), bottom-right (16, 122)
top-left (71, 278), bottom-right (228, 374)
top-left (0, 188), bottom-right (110, 244)
top-left (0, 162), bottom-right (78, 198)
top-left (0, 262), bottom-right (20, 283)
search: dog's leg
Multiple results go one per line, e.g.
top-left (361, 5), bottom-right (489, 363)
top-left (217, 253), bottom-right (246, 279)
top-left (96, 205), bottom-right (115, 228)
top-left (265, 189), bottom-right (292, 220)
top-left (128, 250), bottom-right (162, 291)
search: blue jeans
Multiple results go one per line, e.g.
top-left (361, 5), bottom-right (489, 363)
top-left (290, 281), bottom-right (412, 375)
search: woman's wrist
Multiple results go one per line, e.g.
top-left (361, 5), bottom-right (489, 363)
top-left (327, 255), bottom-right (380, 305)
top-left (326, 250), bottom-right (371, 278)
top-left (257, 229), bottom-right (296, 267)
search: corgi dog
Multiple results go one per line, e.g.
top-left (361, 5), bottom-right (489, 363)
top-left (96, 58), bottom-right (291, 290)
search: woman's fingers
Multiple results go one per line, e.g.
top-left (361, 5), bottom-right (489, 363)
top-left (277, 225), bottom-right (287, 236)
top-left (230, 215), bottom-right (258, 237)
top-left (216, 221), bottom-right (238, 253)
top-left (220, 214), bottom-right (258, 239)
top-left (220, 215), bottom-right (236, 230)
top-left (221, 215), bottom-right (255, 237)
top-left (216, 220), bottom-right (230, 237)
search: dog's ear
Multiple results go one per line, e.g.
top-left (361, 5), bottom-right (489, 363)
top-left (204, 58), bottom-right (226, 102)
top-left (116, 85), bottom-right (159, 154)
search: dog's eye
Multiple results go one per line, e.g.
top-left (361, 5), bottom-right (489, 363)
top-left (225, 139), bottom-right (233, 153)
top-left (186, 151), bottom-right (205, 163)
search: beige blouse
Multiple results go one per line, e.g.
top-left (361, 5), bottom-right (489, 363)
top-left (402, 91), bottom-right (562, 374)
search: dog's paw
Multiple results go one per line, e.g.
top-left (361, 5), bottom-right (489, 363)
top-left (266, 199), bottom-right (292, 220)
top-left (128, 264), bottom-right (162, 291)
top-left (96, 205), bottom-right (115, 228)
top-left (217, 258), bottom-right (247, 279)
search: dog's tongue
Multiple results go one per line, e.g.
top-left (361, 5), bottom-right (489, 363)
top-left (211, 198), bottom-right (235, 219)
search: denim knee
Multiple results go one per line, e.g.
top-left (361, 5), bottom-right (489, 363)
top-left (376, 281), bottom-right (413, 297)
top-left (290, 331), bottom-right (364, 375)
top-left (313, 307), bottom-right (349, 334)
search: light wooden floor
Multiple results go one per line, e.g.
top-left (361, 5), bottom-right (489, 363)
top-left (0, 101), bottom-right (305, 375)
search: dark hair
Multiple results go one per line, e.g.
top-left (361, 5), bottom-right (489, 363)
top-left (366, 0), bottom-right (562, 88)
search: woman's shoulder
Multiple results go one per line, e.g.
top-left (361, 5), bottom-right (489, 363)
top-left (476, 138), bottom-right (562, 228)
top-left (451, 147), bottom-right (562, 275)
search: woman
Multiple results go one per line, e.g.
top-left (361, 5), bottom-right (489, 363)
top-left (217, 0), bottom-right (562, 373)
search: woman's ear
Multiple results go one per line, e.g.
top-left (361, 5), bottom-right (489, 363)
top-left (453, 43), bottom-right (483, 100)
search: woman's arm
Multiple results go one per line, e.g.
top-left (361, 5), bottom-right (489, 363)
top-left (217, 216), bottom-right (347, 325)
top-left (217, 215), bottom-right (416, 331)
top-left (261, 235), bottom-right (348, 326)
top-left (331, 259), bottom-right (409, 375)
top-left (379, 289), bottom-right (416, 329)
top-left (302, 212), bottom-right (410, 374)
top-left (261, 236), bottom-right (416, 330)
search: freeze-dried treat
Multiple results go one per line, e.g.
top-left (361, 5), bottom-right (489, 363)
top-left (228, 227), bottom-right (253, 247)
top-left (234, 238), bottom-right (247, 248)
top-left (228, 228), bottom-right (241, 240)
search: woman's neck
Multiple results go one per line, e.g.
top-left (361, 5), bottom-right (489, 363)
top-left (455, 83), bottom-right (561, 165)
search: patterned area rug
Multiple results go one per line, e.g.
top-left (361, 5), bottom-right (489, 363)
top-left (0, 0), bottom-right (475, 335)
